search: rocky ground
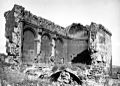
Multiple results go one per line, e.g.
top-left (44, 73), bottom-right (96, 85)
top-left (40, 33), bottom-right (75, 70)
top-left (0, 59), bottom-right (120, 86)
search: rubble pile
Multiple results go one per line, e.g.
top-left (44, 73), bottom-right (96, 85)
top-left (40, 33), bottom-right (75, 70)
top-left (0, 58), bottom-right (120, 86)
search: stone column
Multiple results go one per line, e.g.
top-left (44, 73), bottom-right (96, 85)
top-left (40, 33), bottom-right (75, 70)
top-left (51, 38), bottom-right (55, 57)
top-left (17, 22), bottom-right (23, 58)
top-left (37, 34), bottom-right (41, 55)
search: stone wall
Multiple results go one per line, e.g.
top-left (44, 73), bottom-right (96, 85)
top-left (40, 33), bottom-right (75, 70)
top-left (4, 5), bottom-right (24, 64)
top-left (88, 22), bottom-right (112, 75)
top-left (4, 5), bottom-right (90, 65)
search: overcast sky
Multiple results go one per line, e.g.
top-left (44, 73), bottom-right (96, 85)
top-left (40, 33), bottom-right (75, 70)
top-left (0, 0), bottom-right (120, 66)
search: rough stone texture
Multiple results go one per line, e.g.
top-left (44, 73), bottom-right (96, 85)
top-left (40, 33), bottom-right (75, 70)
top-left (2, 4), bottom-right (114, 86)
top-left (88, 23), bottom-right (112, 75)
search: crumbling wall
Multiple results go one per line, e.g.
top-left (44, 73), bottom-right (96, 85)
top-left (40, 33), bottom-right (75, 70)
top-left (67, 39), bottom-right (89, 63)
top-left (66, 23), bottom-right (88, 40)
top-left (89, 22), bottom-right (112, 75)
top-left (4, 5), bottom-right (112, 65)
top-left (4, 5), bottom-right (24, 64)
top-left (4, 4), bottom-right (68, 64)
top-left (66, 23), bottom-right (90, 63)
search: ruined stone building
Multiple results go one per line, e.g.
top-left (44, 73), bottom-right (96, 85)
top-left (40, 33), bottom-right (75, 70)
top-left (3, 4), bottom-right (112, 85)
top-left (4, 4), bottom-right (112, 71)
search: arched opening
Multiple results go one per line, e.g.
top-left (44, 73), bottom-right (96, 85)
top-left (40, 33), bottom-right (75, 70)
top-left (22, 28), bottom-right (36, 63)
top-left (55, 38), bottom-right (64, 63)
top-left (69, 23), bottom-right (84, 34)
top-left (41, 33), bottom-right (52, 63)
top-left (50, 70), bottom-right (82, 85)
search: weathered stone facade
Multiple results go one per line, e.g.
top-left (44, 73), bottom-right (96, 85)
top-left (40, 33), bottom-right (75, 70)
top-left (3, 4), bottom-right (112, 86)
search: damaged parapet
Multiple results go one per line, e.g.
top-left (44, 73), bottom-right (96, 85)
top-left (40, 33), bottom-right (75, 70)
top-left (4, 4), bottom-right (112, 86)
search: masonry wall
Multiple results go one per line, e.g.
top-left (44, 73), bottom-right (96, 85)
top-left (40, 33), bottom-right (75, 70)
top-left (4, 5), bottom-right (24, 63)
top-left (4, 5), bottom-right (112, 69)
top-left (89, 22), bottom-right (112, 74)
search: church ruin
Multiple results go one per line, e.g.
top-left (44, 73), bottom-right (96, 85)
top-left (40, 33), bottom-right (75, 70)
top-left (3, 4), bottom-right (112, 86)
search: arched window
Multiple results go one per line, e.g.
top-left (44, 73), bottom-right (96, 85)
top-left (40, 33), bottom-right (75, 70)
top-left (55, 38), bottom-right (63, 63)
top-left (22, 28), bottom-right (36, 63)
top-left (41, 33), bottom-right (52, 63)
